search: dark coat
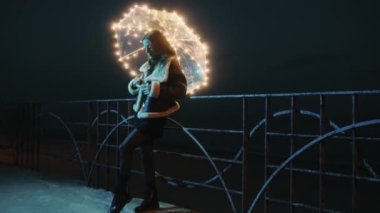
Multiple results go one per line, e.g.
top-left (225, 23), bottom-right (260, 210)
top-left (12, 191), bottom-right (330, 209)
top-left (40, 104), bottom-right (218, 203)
top-left (128, 55), bottom-right (187, 118)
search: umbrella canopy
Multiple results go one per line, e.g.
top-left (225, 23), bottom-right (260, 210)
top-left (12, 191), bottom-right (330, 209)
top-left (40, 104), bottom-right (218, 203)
top-left (111, 4), bottom-right (210, 94)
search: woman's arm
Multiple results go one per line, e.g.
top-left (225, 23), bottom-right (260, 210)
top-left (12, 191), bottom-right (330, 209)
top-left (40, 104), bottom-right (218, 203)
top-left (128, 74), bottom-right (143, 95)
top-left (149, 60), bottom-right (187, 100)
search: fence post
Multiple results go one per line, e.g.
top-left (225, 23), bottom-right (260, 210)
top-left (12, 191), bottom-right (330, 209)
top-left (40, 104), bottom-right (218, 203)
top-left (319, 95), bottom-right (326, 213)
top-left (264, 96), bottom-right (271, 213)
top-left (116, 101), bottom-right (120, 183)
top-left (242, 97), bottom-right (249, 212)
top-left (106, 101), bottom-right (111, 190)
top-left (351, 94), bottom-right (359, 213)
top-left (290, 96), bottom-right (296, 213)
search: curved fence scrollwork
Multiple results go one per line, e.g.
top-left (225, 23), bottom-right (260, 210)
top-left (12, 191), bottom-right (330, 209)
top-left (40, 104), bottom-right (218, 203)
top-left (36, 112), bottom-right (88, 182)
top-left (248, 119), bottom-right (380, 212)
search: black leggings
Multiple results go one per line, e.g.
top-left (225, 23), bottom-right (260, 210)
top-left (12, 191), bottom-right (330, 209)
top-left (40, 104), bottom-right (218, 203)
top-left (117, 128), bottom-right (155, 192)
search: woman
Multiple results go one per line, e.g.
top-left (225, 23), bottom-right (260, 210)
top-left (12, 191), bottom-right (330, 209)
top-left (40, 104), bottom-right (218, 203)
top-left (109, 30), bottom-right (187, 213)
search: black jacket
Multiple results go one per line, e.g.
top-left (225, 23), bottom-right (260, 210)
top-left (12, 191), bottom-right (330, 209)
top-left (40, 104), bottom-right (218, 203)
top-left (128, 55), bottom-right (187, 118)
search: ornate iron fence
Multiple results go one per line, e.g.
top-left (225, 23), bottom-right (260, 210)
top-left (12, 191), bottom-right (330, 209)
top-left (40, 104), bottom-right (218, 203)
top-left (2, 90), bottom-right (380, 212)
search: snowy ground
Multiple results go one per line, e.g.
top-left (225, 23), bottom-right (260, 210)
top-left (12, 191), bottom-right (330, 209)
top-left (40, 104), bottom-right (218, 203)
top-left (0, 165), bottom-right (193, 213)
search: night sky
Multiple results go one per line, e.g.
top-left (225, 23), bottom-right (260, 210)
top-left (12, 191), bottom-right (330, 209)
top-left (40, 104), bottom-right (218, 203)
top-left (1, 0), bottom-right (379, 102)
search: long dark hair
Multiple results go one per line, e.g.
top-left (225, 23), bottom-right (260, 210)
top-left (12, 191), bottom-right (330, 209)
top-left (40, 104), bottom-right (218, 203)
top-left (142, 30), bottom-right (176, 57)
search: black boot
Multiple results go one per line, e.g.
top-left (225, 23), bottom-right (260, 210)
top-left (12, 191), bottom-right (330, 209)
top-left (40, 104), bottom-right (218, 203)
top-left (134, 184), bottom-right (160, 212)
top-left (109, 179), bottom-right (132, 213)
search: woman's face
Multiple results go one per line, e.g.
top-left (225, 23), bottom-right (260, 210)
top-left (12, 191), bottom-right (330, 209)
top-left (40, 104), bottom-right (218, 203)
top-left (143, 39), bottom-right (159, 59)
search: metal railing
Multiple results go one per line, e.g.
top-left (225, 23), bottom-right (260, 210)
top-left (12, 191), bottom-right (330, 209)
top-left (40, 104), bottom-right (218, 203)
top-left (3, 90), bottom-right (380, 213)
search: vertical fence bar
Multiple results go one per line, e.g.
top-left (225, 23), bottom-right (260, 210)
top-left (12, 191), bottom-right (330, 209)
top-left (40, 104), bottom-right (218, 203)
top-left (116, 101), bottom-right (120, 183)
top-left (15, 104), bottom-right (19, 167)
top-left (30, 103), bottom-right (35, 170)
top-left (25, 104), bottom-right (29, 169)
top-left (24, 104), bottom-right (28, 168)
top-left (264, 96), bottom-right (271, 213)
top-left (31, 103), bottom-right (35, 170)
top-left (351, 94), bottom-right (358, 213)
top-left (87, 103), bottom-right (92, 186)
top-left (96, 102), bottom-right (100, 188)
top-left (127, 100), bottom-right (132, 134)
top-left (19, 104), bottom-right (23, 168)
top-left (26, 103), bottom-right (31, 169)
top-left (319, 95), bottom-right (326, 213)
top-left (29, 103), bottom-right (33, 169)
top-left (23, 104), bottom-right (27, 168)
top-left (17, 104), bottom-right (21, 167)
top-left (290, 96), bottom-right (296, 213)
top-left (35, 103), bottom-right (41, 171)
top-left (242, 97), bottom-right (249, 213)
top-left (106, 101), bottom-right (110, 190)
top-left (20, 104), bottom-right (25, 168)
top-left (28, 103), bottom-right (32, 169)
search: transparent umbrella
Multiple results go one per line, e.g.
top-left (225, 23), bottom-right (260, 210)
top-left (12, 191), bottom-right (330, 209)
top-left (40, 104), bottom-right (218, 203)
top-left (111, 4), bottom-right (210, 94)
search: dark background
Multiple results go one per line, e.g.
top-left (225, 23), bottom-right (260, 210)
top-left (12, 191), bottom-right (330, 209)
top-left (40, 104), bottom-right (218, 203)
top-left (1, 0), bottom-right (379, 102)
top-left (1, 1), bottom-right (380, 212)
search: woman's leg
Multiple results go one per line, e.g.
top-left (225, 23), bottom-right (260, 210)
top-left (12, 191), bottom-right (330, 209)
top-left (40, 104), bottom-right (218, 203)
top-left (135, 140), bottom-right (160, 212)
top-left (140, 142), bottom-right (155, 186)
top-left (117, 128), bottom-right (151, 193)
top-left (109, 128), bottom-right (151, 213)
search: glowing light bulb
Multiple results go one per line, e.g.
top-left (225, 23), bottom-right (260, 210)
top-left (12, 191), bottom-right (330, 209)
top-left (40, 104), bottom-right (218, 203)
top-left (111, 23), bottom-right (117, 30)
